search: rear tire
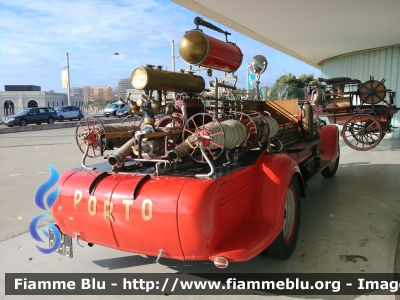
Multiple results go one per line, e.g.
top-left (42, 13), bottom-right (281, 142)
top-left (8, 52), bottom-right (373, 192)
top-left (47, 117), bottom-right (54, 124)
top-left (20, 119), bottom-right (28, 126)
top-left (321, 154), bottom-right (340, 178)
top-left (266, 176), bottom-right (301, 259)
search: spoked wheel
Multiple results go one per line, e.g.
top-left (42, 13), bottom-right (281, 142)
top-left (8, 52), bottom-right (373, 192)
top-left (228, 111), bottom-right (258, 147)
top-left (121, 115), bottom-right (143, 127)
top-left (266, 176), bottom-right (300, 259)
top-left (183, 113), bottom-right (225, 163)
top-left (75, 116), bottom-right (107, 158)
top-left (342, 114), bottom-right (383, 151)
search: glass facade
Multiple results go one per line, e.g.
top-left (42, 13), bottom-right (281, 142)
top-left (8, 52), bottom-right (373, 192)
top-left (4, 85), bottom-right (41, 91)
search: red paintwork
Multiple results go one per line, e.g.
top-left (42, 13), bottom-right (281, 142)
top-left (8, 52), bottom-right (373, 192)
top-left (197, 32), bottom-right (243, 73)
top-left (53, 172), bottom-right (191, 259)
top-left (174, 97), bottom-right (204, 119)
top-left (319, 124), bottom-right (340, 162)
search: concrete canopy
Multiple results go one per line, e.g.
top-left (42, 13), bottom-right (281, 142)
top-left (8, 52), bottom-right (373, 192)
top-left (172, 0), bottom-right (400, 69)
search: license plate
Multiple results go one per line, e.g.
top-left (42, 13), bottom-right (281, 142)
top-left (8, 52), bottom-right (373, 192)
top-left (49, 230), bottom-right (73, 258)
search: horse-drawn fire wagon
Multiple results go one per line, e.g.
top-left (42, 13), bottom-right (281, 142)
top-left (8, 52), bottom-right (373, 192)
top-left (308, 76), bottom-right (398, 151)
top-left (50, 17), bottom-right (340, 268)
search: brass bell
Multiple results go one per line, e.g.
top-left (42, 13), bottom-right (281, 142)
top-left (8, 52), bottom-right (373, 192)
top-left (312, 90), bottom-right (324, 106)
top-left (312, 93), bottom-right (323, 106)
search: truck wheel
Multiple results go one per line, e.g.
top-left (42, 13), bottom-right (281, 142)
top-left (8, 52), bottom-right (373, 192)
top-left (266, 176), bottom-right (300, 259)
top-left (321, 154), bottom-right (340, 178)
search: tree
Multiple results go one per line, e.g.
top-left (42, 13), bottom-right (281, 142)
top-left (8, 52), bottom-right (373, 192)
top-left (267, 73), bottom-right (315, 100)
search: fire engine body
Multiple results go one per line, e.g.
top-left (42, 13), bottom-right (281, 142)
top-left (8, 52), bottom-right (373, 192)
top-left (51, 18), bottom-right (340, 267)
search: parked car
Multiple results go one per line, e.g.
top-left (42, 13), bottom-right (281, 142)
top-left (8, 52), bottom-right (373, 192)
top-left (116, 105), bottom-right (129, 118)
top-left (55, 106), bottom-right (84, 121)
top-left (104, 102), bottom-right (125, 117)
top-left (2, 107), bottom-right (58, 127)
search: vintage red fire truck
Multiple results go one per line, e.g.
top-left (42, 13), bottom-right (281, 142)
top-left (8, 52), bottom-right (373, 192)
top-left (50, 18), bottom-right (340, 268)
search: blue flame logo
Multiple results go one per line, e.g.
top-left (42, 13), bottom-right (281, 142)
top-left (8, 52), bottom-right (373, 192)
top-left (29, 164), bottom-right (61, 254)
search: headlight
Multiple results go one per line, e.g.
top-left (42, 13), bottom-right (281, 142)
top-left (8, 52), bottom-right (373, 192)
top-left (6, 118), bottom-right (15, 122)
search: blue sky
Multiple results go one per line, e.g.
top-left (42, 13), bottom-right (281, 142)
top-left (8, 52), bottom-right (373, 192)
top-left (0, 0), bottom-right (320, 92)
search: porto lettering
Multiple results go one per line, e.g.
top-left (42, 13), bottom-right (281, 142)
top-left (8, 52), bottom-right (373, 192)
top-left (73, 190), bottom-right (153, 222)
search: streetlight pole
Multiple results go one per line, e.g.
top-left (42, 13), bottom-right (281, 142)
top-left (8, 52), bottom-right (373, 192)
top-left (171, 40), bottom-right (176, 72)
top-left (66, 52), bottom-right (71, 106)
top-left (246, 60), bottom-right (249, 99)
top-left (171, 40), bottom-right (179, 98)
top-left (65, 52), bottom-right (119, 107)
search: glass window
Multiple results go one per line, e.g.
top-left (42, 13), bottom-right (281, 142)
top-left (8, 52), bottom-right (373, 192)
top-left (16, 109), bottom-right (31, 116)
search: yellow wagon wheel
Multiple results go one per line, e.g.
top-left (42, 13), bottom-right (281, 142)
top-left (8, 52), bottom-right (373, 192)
top-left (342, 114), bottom-right (383, 151)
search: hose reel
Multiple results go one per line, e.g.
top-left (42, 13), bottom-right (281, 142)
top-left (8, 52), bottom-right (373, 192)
top-left (76, 117), bottom-right (140, 158)
top-left (358, 77), bottom-right (386, 105)
top-left (181, 113), bottom-right (227, 163)
top-left (174, 112), bottom-right (279, 164)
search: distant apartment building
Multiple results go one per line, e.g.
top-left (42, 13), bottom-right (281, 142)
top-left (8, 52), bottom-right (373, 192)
top-left (70, 87), bottom-right (83, 97)
top-left (82, 86), bottom-right (113, 103)
top-left (0, 86), bottom-right (83, 119)
top-left (118, 78), bottom-right (134, 101)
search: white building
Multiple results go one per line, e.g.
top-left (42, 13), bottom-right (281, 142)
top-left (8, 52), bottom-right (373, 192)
top-left (0, 90), bottom-right (83, 119)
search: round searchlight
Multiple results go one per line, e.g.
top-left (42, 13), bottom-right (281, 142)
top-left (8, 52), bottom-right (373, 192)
top-left (250, 55), bottom-right (268, 74)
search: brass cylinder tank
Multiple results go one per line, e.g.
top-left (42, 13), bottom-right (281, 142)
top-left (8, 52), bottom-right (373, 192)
top-left (179, 30), bottom-right (243, 73)
top-left (130, 66), bottom-right (205, 93)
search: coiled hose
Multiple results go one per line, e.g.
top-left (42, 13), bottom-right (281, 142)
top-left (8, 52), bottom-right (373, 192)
top-left (169, 119), bottom-right (247, 161)
top-left (253, 115), bottom-right (278, 144)
top-left (101, 124), bottom-right (140, 148)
